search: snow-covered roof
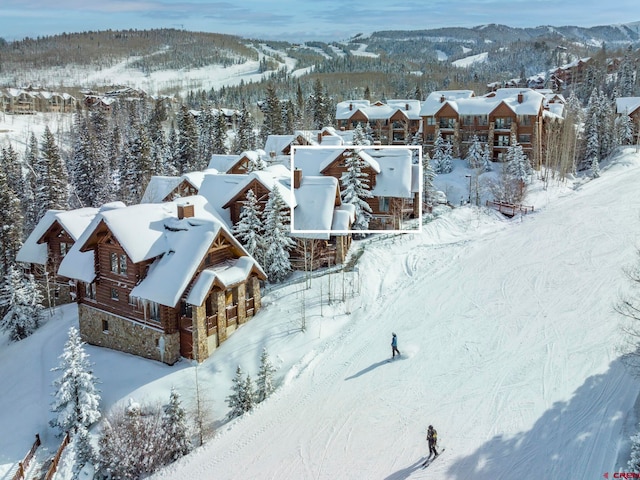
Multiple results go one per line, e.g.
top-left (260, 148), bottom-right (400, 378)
top-left (16, 210), bottom-right (64, 265)
top-left (140, 169), bottom-right (218, 204)
top-left (293, 148), bottom-right (343, 176)
top-left (16, 205), bottom-right (121, 265)
top-left (185, 257), bottom-right (261, 306)
top-left (264, 135), bottom-right (295, 155)
top-left (208, 154), bottom-right (241, 172)
top-left (292, 176), bottom-right (340, 239)
top-left (366, 148), bottom-right (413, 198)
top-left (224, 167), bottom-right (295, 210)
top-left (420, 88), bottom-right (544, 118)
top-left (130, 218), bottom-right (259, 307)
top-left (59, 196), bottom-right (260, 306)
top-left (198, 174), bottom-right (247, 227)
top-left (616, 97), bottom-right (640, 115)
top-left (419, 90), bottom-right (475, 116)
top-left (332, 204), bottom-right (356, 232)
top-left (336, 99), bottom-right (421, 121)
top-left (140, 176), bottom-right (182, 203)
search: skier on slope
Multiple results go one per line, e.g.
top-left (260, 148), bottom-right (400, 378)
top-left (391, 333), bottom-right (400, 358)
top-left (427, 425), bottom-right (439, 457)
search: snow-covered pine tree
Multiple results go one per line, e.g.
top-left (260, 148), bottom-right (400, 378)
top-left (261, 83), bottom-right (283, 142)
top-left (226, 365), bottom-right (255, 419)
top-left (71, 111), bottom-right (112, 207)
top-left (262, 185), bottom-right (295, 282)
top-left (232, 103), bottom-right (257, 155)
top-left (197, 106), bottom-right (216, 163)
top-left (311, 78), bottom-right (331, 130)
top-left (615, 112), bottom-right (634, 146)
top-left (50, 326), bottom-right (101, 435)
top-left (352, 123), bottom-right (368, 146)
top-left (73, 425), bottom-right (93, 480)
top-left (340, 149), bottom-right (373, 233)
top-left (465, 135), bottom-right (483, 169)
top-left (504, 135), bottom-right (533, 184)
top-left (118, 124), bottom-right (153, 205)
top-left (162, 387), bottom-right (191, 460)
top-left (233, 189), bottom-right (264, 262)
top-left (23, 133), bottom-right (39, 233)
top-left (422, 150), bottom-right (436, 207)
top-left (431, 132), bottom-right (453, 174)
top-left (0, 266), bottom-right (42, 341)
top-left (481, 143), bottom-right (492, 172)
top-left (212, 109), bottom-right (229, 155)
top-left (246, 152), bottom-right (267, 173)
top-left (283, 100), bottom-right (296, 134)
top-left (35, 126), bottom-right (69, 223)
top-left (584, 112), bottom-right (600, 178)
top-left (0, 167), bottom-right (23, 277)
top-left (256, 347), bottom-right (276, 403)
top-left (176, 104), bottom-right (200, 174)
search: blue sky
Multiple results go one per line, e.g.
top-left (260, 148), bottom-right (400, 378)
top-left (1, 0), bottom-right (638, 42)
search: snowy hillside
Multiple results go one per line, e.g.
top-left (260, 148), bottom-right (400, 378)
top-left (2, 148), bottom-right (640, 479)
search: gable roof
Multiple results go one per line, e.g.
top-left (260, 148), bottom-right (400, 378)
top-left (264, 135), bottom-right (295, 155)
top-left (59, 196), bottom-right (264, 306)
top-left (130, 219), bottom-right (265, 307)
top-left (223, 166), bottom-right (295, 210)
top-left (616, 97), bottom-right (640, 116)
top-left (420, 88), bottom-right (544, 118)
top-left (336, 99), bottom-right (421, 122)
top-left (16, 204), bottom-right (124, 265)
top-left (292, 176), bottom-right (341, 239)
top-left (140, 169), bottom-right (218, 204)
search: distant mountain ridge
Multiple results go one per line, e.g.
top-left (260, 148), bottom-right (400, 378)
top-left (366, 21), bottom-right (640, 46)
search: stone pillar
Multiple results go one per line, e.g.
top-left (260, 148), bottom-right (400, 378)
top-left (215, 289), bottom-right (227, 344)
top-left (237, 284), bottom-right (247, 324)
top-left (251, 277), bottom-right (262, 311)
top-left (191, 303), bottom-right (208, 362)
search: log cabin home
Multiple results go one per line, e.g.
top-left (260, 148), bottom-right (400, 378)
top-left (140, 169), bottom-right (218, 203)
top-left (57, 197), bottom-right (266, 364)
top-left (421, 88), bottom-right (553, 165)
top-left (16, 205), bottom-right (124, 307)
top-left (289, 170), bottom-right (354, 269)
top-left (616, 97), bottom-right (640, 145)
top-left (335, 99), bottom-right (421, 145)
top-left (218, 165), bottom-right (354, 269)
top-left (207, 151), bottom-right (267, 174)
top-left (292, 146), bottom-right (418, 230)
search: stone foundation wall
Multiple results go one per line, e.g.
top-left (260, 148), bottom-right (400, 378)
top-left (78, 304), bottom-right (180, 365)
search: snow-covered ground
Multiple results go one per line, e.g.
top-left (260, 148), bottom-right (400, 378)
top-left (349, 43), bottom-right (380, 58)
top-left (2, 147), bottom-right (640, 479)
top-left (452, 52), bottom-right (488, 68)
top-left (0, 44), bottom-right (304, 98)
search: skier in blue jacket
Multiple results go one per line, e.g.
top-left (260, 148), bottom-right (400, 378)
top-left (391, 333), bottom-right (400, 358)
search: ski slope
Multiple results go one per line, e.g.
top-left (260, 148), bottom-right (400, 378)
top-left (2, 149), bottom-right (640, 480)
top-left (150, 148), bottom-right (640, 479)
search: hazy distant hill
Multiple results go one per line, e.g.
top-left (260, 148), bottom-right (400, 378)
top-left (368, 21), bottom-right (640, 46)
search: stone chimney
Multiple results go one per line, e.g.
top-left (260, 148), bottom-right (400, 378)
top-left (177, 203), bottom-right (194, 219)
top-left (317, 132), bottom-right (323, 144)
top-left (517, 92), bottom-right (524, 103)
top-left (405, 103), bottom-right (409, 110)
top-left (293, 169), bottom-right (302, 189)
top-left (440, 95), bottom-right (445, 103)
top-left (349, 102), bottom-right (353, 111)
